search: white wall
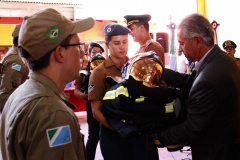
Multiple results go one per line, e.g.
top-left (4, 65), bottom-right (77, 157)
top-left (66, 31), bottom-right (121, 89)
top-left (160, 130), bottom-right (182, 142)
top-left (207, 0), bottom-right (240, 57)
top-left (153, 0), bottom-right (197, 32)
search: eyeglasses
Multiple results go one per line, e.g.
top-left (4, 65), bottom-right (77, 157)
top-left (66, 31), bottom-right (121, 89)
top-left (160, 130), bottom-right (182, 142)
top-left (61, 42), bottom-right (85, 50)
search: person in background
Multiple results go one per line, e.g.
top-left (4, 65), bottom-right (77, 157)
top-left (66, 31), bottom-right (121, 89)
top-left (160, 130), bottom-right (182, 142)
top-left (124, 14), bottom-right (165, 66)
top-left (88, 42), bottom-right (104, 58)
top-left (88, 24), bottom-right (149, 160)
top-left (1, 8), bottom-right (94, 160)
top-left (222, 40), bottom-right (240, 69)
top-left (81, 43), bottom-right (89, 67)
top-left (75, 42), bottom-right (104, 99)
top-left (177, 48), bottom-right (188, 73)
top-left (74, 42), bottom-right (105, 160)
top-left (0, 24), bottom-right (29, 112)
top-left (158, 13), bottom-right (240, 160)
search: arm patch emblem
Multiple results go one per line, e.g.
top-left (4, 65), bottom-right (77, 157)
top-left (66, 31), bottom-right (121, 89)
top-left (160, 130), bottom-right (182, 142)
top-left (11, 63), bottom-right (21, 71)
top-left (46, 125), bottom-right (72, 148)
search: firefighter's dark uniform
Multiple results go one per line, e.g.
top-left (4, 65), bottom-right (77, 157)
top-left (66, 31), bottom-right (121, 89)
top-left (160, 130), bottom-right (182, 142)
top-left (124, 15), bottom-right (165, 159)
top-left (89, 57), bottom-right (149, 160)
top-left (102, 78), bottom-right (180, 139)
top-left (101, 52), bottom-right (186, 152)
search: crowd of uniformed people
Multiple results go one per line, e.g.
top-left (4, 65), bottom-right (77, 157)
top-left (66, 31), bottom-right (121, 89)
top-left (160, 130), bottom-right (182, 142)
top-left (0, 7), bottom-right (240, 160)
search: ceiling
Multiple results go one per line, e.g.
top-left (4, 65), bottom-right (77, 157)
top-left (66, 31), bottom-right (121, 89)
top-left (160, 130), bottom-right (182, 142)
top-left (0, 0), bottom-right (82, 5)
top-left (0, 0), bottom-right (197, 24)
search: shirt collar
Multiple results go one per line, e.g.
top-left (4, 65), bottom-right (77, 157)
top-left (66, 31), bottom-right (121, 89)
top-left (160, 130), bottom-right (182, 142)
top-left (10, 45), bottom-right (18, 55)
top-left (105, 56), bottom-right (129, 69)
top-left (29, 71), bottom-right (61, 98)
top-left (141, 39), bottom-right (154, 47)
top-left (194, 46), bottom-right (214, 72)
top-left (105, 56), bottom-right (116, 68)
top-left (29, 71), bottom-right (76, 109)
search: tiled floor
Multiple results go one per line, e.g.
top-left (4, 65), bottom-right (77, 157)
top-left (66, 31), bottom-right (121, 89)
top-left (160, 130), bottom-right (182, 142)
top-left (79, 112), bottom-right (192, 160)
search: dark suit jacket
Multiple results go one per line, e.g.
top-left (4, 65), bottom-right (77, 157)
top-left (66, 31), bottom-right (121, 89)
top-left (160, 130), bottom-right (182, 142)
top-left (159, 45), bottom-right (240, 160)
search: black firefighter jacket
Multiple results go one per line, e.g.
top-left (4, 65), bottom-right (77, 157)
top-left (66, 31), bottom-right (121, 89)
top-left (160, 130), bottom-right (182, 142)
top-left (102, 78), bottom-right (183, 139)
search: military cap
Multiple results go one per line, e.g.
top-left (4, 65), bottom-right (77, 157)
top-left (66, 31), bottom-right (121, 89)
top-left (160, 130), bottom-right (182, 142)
top-left (104, 24), bottom-right (130, 43)
top-left (104, 24), bottom-right (130, 36)
top-left (222, 40), bottom-right (237, 49)
top-left (123, 14), bottom-right (151, 26)
top-left (19, 8), bottom-right (94, 62)
top-left (12, 24), bottom-right (21, 38)
top-left (89, 42), bottom-right (104, 52)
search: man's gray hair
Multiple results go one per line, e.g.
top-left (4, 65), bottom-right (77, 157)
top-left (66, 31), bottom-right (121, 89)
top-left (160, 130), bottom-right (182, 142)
top-left (178, 13), bottom-right (214, 46)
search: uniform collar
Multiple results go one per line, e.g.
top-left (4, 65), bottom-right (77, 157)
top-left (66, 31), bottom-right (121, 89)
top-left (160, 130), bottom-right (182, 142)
top-left (194, 46), bottom-right (214, 73)
top-left (28, 71), bottom-right (76, 110)
top-left (1, 46), bottom-right (21, 63)
top-left (7, 46), bottom-right (18, 55)
top-left (141, 39), bottom-right (153, 47)
top-left (104, 56), bottom-right (116, 68)
top-left (12, 45), bottom-right (18, 51)
top-left (29, 71), bottom-right (61, 98)
top-left (105, 56), bottom-right (129, 69)
top-left (233, 57), bottom-right (239, 61)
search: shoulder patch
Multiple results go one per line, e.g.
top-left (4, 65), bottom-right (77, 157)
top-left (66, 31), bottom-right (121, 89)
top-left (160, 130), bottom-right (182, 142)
top-left (46, 125), bottom-right (72, 148)
top-left (12, 63), bottom-right (21, 71)
top-left (88, 84), bottom-right (94, 93)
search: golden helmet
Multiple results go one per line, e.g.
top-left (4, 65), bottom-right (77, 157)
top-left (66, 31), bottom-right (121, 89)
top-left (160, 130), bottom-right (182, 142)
top-left (89, 53), bottom-right (105, 71)
top-left (122, 51), bottom-right (164, 88)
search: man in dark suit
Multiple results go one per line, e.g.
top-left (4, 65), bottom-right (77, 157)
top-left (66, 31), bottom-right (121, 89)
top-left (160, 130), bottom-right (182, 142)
top-left (158, 13), bottom-right (240, 160)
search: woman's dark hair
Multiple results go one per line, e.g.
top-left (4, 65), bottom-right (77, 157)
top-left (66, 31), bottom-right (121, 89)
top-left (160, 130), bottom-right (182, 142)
top-left (19, 34), bottom-right (74, 71)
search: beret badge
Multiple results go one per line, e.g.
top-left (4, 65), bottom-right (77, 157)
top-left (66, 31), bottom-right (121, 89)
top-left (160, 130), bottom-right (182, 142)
top-left (225, 41), bottom-right (231, 46)
top-left (107, 27), bottom-right (111, 33)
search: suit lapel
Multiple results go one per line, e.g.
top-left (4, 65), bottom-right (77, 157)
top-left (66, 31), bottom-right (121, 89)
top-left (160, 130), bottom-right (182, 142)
top-left (196, 45), bottom-right (220, 77)
top-left (182, 70), bottom-right (196, 100)
top-left (182, 45), bottom-right (221, 99)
